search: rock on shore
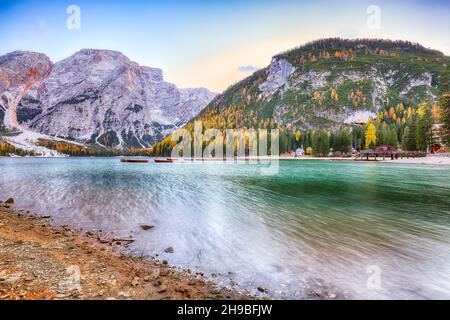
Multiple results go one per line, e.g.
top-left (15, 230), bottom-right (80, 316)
top-left (0, 205), bottom-right (250, 300)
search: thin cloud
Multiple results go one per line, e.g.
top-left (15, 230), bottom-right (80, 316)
top-left (36, 19), bottom-right (49, 33)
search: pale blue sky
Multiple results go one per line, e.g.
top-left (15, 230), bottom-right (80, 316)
top-left (1, 0), bottom-right (449, 91)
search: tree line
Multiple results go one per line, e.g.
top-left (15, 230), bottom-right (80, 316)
top-left (36, 139), bottom-right (153, 157)
top-left (151, 94), bottom-right (449, 158)
top-left (0, 141), bottom-right (37, 157)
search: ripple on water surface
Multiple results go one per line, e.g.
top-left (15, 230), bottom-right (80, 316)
top-left (1, 158), bottom-right (450, 299)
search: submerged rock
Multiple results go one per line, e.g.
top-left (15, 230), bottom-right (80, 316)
top-left (164, 247), bottom-right (174, 254)
top-left (5, 198), bottom-right (14, 205)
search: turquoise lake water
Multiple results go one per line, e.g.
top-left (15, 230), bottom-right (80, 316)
top-left (1, 158), bottom-right (450, 299)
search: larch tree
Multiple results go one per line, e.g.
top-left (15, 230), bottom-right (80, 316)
top-left (365, 122), bottom-right (377, 149)
top-left (295, 130), bottom-right (302, 148)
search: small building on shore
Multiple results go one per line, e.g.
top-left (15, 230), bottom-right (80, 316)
top-left (431, 123), bottom-right (444, 153)
top-left (295, 148), bottom-right (305, 156)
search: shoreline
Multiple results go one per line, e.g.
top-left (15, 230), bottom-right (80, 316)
top-left (0, 201), bottom-right (253, 300)
top-left (0, 200), bottom-right (346, 301)
top-left (280, 155), bottom-right (450, 166)
top-left (2, 154), bottom-right (450, 166)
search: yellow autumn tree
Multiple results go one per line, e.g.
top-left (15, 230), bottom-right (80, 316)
top-left (365, 121), bottom-right (377, 149)
top-left (431, 104), bottom-right (441, 122)
top-left (376, 113), bottom-right (383, 125)
top-left (330, 88), bottom-right (339, 102)
top-left (407, 106), bottom-right (414, 118)
top-left (389, 107), bottom-right (396, 118)
top-left (295, 130), bottom-right (302, 142)
top-left (417, 101), bottom-right (428, 118)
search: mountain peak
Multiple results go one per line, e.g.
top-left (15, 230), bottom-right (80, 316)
top-left (0, 49), bottom-right (216, 148)
top-left (183, 38), bottom-right (448, 140)
top-left (275, 38), bottom-right (444, 61)
top-left (75, 48), bottom-right (130, 60)
top-left (60, 48), bottom-right (132, 67)
top-left (0, 50), bottom-right (52, 93)
top-left (0, 50), bottom-right (51, 60)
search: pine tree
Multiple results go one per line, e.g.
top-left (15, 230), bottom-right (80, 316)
top-left (402, 127), bottom-right (410, 150)
top-left (415, 102), bottom-right (433, 151)
top-left (329, 132), bottom-right (335, 151)
top-left (302, 131), bottom-right (312, 149)
top-left (402, 119), bottom-right (417, 151)
top-left (352, 126), bottom-right (364, 151)
top-left (280, 130), bottom-right (288, 153)
top-left (379, 124), bottom-right (399, 147)
top-left (332, 128), bottom-right (352, 153)
top-left (377, 123), bottom-right (387, 146)
top-left (321, 132), bottom-right (330, 156)
top-left (440, 93), bottom-right (450, 146)
top-left (312, 130), bottom-right (330, 157)
top-left (387, 126), bottom-right (399, 146)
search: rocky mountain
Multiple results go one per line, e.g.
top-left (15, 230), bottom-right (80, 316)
top-left (0, 51), bottom-right (52, 130)
top-left (0, 49), bottom-right (216, 148)
top-left (179, 38), bottom-right (448, 135)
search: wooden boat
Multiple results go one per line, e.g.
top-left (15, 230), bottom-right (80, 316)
top-left (154, 158), bottom-right (174, 163)
top-left (120, 158), bottom-right (149, 163)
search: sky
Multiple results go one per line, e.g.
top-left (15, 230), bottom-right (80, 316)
top-left (0, 0), bottom-right (449, 92)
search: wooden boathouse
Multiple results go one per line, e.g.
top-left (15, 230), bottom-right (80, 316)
top-left (358, 146), bottom-right (427, 161)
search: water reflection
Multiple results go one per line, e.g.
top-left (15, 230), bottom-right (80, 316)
top-left (1, 158), bottom-right (450, 299)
